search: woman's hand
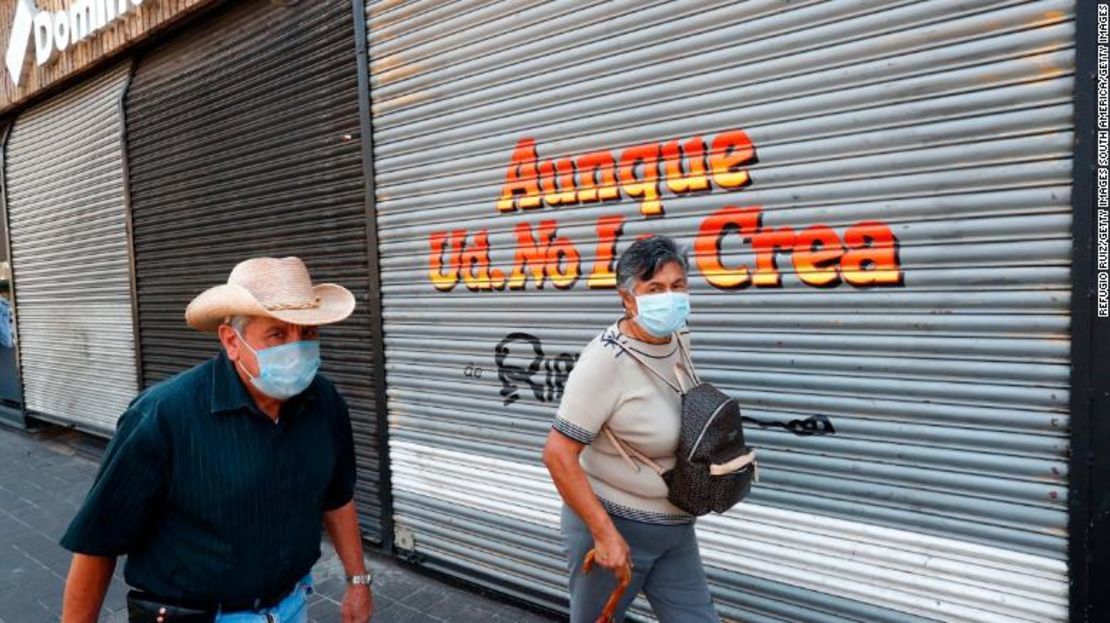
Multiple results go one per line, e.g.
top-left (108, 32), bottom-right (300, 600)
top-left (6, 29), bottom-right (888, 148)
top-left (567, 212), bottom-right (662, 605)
top-left (592, 525), bottom-right (632, 573)
top-left (543, 429), bottom-right (632, 573)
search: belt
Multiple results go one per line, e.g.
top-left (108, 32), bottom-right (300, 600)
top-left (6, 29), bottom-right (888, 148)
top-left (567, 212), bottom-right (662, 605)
top-left (132, 582), bottom-right (294, 614)
top-left (218, 591), bottom-right (290, 613)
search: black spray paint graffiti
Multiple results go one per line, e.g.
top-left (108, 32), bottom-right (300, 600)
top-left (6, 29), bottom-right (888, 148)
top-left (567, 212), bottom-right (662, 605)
top-left (494, 333), bottom-right (580, 406)
top-left (743, 414), bottom-right (836, 436)
top-left (490, 332), bottom-right (836, 437)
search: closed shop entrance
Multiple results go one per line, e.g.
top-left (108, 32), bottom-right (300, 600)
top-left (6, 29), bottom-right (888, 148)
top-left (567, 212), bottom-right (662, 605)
top-left (4, 63), bottom-right (137, 435)
top-left (364, 1), bottom-right (1075, 621)
top-left (125, 0), bottom-right (387, 541)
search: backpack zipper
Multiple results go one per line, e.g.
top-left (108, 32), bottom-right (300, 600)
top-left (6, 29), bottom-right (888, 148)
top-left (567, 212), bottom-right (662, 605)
top-left (687, 397), bottom-right (734, 462)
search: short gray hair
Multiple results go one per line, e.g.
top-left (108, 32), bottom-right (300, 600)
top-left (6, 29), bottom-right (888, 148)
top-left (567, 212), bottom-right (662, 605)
top-left (615, 235), bottom-right (689, 292)
top-left (224, 315), bottom-right (254, 334)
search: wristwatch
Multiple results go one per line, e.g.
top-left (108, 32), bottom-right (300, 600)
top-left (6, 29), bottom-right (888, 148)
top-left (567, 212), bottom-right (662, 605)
top-left (346, 571), bottom-right (374, 586)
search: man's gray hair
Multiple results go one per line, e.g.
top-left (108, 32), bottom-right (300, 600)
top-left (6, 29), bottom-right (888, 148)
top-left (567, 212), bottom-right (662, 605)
top-left (615, 235), bottom-right (689, 292)
top-left (224, 315), bottom-right (253, 334)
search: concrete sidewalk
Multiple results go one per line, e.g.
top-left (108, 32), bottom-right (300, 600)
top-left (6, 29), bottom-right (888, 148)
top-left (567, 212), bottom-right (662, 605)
top-left (0, 424), bottom-right (558, 623)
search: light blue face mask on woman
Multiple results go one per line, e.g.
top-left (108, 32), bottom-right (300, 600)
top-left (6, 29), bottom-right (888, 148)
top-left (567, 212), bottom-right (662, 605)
top-left (234, 331), bottom-right (321, 399)
top-left (634, 291), bottom-right (691, 337)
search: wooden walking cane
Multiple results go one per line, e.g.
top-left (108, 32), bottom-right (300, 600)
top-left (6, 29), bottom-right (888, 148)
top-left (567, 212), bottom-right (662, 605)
top-left (582, 549), bottom-right (633, 623)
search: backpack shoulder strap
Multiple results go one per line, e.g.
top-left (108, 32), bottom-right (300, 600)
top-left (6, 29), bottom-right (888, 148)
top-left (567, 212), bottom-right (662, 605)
top-left (603, 427), bottom-right (666, 476)
top-left (676, 332), bottom-right (701, 386)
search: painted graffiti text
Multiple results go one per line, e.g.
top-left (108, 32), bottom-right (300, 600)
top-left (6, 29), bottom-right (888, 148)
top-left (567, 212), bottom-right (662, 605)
top-left (495, 333), bottom-right (579, 406)
top-left (744, 414), bottom-right (836, 437)
top-left (427, 130), bottom-right (904, 292)
top-left (429, 207), bottom-right (902, 291)
top-left (496, 131), bottom-right (755, 217)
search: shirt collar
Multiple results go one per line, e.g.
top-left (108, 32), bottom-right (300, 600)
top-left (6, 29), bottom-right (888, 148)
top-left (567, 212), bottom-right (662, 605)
top-left (211, 350), bottom-right (256, 414)
top-left (210, 350), bottom-right (318, 416)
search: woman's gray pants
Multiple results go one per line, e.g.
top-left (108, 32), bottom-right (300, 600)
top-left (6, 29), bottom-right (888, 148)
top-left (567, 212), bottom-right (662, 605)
top-left (560, 505), bottom-right (721, 622)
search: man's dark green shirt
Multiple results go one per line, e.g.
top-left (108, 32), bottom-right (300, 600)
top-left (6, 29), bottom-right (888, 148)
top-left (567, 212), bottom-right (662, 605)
top-left (60, 351), bottom-right (356, 606)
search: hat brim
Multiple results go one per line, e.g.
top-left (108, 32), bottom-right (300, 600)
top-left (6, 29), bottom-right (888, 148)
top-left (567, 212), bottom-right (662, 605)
top-left (185, 282), bottom-right (356, 333)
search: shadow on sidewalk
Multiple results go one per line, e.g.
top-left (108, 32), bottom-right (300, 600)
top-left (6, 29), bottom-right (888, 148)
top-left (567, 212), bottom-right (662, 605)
top-left (0, 423), bottom-right (558, 623)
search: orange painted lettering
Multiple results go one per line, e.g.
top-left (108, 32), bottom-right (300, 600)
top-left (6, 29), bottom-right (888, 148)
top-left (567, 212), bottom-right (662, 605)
top-left (509, 220), bottom-right (557, 289)
top-left (695, 206), bottom-right (762, 289)
top-left (618, 143), bottom-right (663, 216)
top-left (496, 138), bottom-right (542, 212)
top-left (587, 215), bottom-right (625, 289)
top-left (794, 226), bottom-right (844, 287)
top-left (576, 152), bottom-right (620, 204)
top-left (540, 158), bottom-right (578, 206)
top-left (709, 130), bottom-right (756, 189)
top-left (662, 137), bottom-right (711, 194)
top-left (751, 226), bottom-right (796, 287)
top-left (547, 236), bottom-right (581, 289)
top-left (841, 222), bottom-right (902, 286)
top-left (460, 230), bottom-right (506, 291)
top-left (429, 230), bottom-right (467, 291)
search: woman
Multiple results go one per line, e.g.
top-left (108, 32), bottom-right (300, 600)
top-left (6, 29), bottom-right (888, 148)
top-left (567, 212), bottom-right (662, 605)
top-left (543, 235), bottom-right (719, 622)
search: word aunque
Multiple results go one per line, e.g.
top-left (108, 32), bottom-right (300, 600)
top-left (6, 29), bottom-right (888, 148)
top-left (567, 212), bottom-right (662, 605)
top-left (496, 131), bottom-right (755, 216)
top-left (428, 130), bottom-right (903, 291)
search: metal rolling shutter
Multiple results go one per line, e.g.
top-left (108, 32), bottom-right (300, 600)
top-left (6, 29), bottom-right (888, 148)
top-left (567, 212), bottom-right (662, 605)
top-left (366, 1), bottom-right (1075, 621)
top-left (126, 0), bottom-right (385, 540)
top-left (5, 63), bottom-right (137, 435)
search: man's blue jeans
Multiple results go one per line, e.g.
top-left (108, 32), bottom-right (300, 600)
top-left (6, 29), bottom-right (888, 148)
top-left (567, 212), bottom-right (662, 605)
top-left (214, 574), bottom-right (313, 623)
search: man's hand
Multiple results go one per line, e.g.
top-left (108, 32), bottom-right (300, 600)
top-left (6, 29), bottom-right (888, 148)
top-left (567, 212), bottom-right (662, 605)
top-left (323, 502), bottom-right (374, 622)
top-left (340, 583), bottom-right (373, 623)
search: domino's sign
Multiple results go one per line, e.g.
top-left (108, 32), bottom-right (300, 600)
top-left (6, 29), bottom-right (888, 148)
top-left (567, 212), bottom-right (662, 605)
top-left (4, 0), bottom-right (144, 87)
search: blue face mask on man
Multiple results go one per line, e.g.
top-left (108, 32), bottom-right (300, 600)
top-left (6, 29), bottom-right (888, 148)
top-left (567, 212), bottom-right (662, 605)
top-left (634, 291), bottom-right (691, 338)
top-left (234, 330), bottom-right (321, 399)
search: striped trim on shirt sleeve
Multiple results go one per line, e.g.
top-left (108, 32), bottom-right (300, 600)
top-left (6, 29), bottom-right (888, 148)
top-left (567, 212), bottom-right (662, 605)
top-left (552, 417), bottom-right (595, 444)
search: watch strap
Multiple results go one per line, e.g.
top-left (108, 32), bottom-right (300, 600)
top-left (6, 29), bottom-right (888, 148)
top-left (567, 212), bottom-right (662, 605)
top-left (346, 572), bottom-right (373, 585)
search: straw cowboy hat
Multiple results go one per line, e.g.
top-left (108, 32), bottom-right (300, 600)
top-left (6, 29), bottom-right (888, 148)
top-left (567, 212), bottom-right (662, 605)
top-left (186, 257), bottom-right (356, 332)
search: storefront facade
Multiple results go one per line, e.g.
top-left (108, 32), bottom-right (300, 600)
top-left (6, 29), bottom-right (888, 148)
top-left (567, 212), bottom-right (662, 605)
top-left (0, 0), bottom-right (390, 542)
top-left (361, 1), bottom-right (1101, 621)
top-left (0, 1), bottom-right (1105, 621)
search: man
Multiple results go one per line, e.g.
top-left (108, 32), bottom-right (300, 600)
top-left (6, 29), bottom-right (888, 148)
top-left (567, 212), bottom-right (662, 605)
top-left (59, 257), bottom-right (374, 623)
